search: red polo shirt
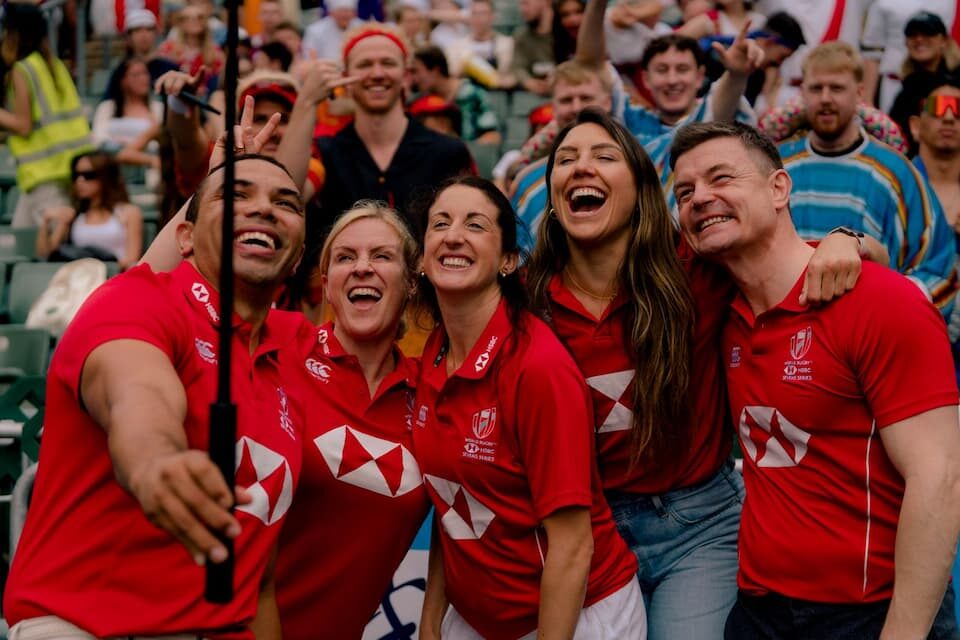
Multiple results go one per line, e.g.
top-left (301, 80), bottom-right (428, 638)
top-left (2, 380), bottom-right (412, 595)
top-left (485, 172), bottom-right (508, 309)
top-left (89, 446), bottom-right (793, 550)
top-left (546, 239), bottom-right (735, 494)
top-left (5, 262), bottom-right (304, 638)
top-left (276, 321), bottom-right (430, 640)
top-left (411, 300), bottom-right (637, 638)
top-left (724, 262), bottom-right (957, 603)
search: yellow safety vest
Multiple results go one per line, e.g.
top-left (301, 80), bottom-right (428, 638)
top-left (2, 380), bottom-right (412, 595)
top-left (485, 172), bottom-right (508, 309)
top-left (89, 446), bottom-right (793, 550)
top-left (7, 52), bottom-right (92, 192)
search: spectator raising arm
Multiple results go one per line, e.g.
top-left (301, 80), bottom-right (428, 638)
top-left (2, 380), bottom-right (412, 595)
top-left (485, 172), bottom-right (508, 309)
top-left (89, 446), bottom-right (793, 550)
top-left (708, 21), bottom-right (765, 123)
top-left (275, 57), bottom-right (358, 192)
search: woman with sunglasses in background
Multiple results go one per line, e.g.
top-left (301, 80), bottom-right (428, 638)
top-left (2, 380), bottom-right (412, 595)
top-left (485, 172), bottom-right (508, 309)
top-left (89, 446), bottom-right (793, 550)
top-left (36, 151), bottom-right (144, 270)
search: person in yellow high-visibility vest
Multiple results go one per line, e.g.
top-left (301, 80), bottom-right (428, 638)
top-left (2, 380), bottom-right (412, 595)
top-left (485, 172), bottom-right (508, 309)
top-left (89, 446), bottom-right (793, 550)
top-left (0, 3), bottom-right (92, 228)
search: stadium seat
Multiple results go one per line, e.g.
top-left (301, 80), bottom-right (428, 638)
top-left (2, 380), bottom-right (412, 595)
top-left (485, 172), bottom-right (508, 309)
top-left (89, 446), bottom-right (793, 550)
top-left (8, 263), bottom-right (62, 325)
top-left (0, 326), bottom-right (51, 382)
top-left (505, 115), bottom-right (531, 151)
top-left (510, 91), bottom-right (546, 118)
top-left (8, 261), bottom-right (119, 324)
top-left (0, 226), bottom-right (38, 261)
top-left (0, 186), bottom-right (18, 225)
top-left (10, 462), bottom-right (37, 559)
top-left (467, 141), bottom-right (502, 180)
top-left (487, 91), bottom-right (511, 133)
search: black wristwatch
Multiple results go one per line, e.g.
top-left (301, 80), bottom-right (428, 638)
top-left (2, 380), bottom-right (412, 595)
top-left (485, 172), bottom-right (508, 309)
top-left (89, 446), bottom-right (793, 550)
top-left (828, 226), bottom-right (865, 250)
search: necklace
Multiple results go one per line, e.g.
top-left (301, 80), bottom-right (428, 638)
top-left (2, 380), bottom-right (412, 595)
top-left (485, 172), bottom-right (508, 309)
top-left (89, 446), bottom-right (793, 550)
top-left (563, 268), bottom-right (618, 301)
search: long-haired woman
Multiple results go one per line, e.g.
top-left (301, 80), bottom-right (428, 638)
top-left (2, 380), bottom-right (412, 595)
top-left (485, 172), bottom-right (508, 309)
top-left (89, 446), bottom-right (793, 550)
top-left (525, 108), bottom-right (860, 639)
top-left (156, 4), bottom-right (224, 83)
top-left (93, 57), bottom-right (164, 169)
top-left (36, 151), bottom-right (144, 270)
top-left (413, 174), bottom-right (644, 639)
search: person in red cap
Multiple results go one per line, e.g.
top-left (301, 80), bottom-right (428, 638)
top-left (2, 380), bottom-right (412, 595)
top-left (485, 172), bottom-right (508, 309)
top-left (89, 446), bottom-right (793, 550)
top-left (408, 94), bottom-right (463, 138)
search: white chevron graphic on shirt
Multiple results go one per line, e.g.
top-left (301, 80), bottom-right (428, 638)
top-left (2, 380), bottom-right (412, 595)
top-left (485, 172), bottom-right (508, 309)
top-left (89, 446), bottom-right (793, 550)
top-left (424, 474), bottom-right (495, 540)
top-left (586, 369), bottom-right (634, 433)
top-left (739, 406), bottom-right (812, 468)
top-left (315, 425), bottom-right (422, 497)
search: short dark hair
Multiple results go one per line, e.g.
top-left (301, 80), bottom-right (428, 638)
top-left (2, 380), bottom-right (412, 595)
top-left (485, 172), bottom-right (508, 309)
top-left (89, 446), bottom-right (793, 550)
top-left (669, 120), bottom-right (784, 173)
top-left (762, 12), bottom-right (805, 50)
top-left (260, 41), bottom-right (293, 71)
top-left (907, 70), bottom-right (960, 111)
top-left (187, 153), bottom-right (296, 222)
top-left (415, 175), bottom-right (528, 328)
top-left (641, 34), bottom-right (706, 70)
top-left (413, 45), bottom-right (450, 77)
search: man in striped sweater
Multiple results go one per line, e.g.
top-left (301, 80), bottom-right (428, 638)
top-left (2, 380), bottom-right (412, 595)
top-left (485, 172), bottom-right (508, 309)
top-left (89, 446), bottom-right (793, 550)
top-left (779, 41), bottom-right (958, 319)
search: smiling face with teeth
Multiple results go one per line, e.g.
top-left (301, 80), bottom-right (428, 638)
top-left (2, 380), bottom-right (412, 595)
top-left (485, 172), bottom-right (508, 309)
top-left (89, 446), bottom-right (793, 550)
top-left (423, 183), bottom-right (518, 302)
top-left (345, 35), bottom-right (408, 115)
top-left (673, 135), bottom-right (792, 259)
top-left (642, 46), bottom-right (704, 124)
top-left (178, 157), bottom-right (305, 297)
top-left (548, 122), bottom-right (638, 250)
top-left (322, 216), bottom-right (412, 345)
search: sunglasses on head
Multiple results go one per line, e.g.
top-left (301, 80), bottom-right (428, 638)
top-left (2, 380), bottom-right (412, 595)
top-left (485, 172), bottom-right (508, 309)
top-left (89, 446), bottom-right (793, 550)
top-left (922, 94), bottom-right (960, 118)
top-left (73, 169), bottom-right (99, 181)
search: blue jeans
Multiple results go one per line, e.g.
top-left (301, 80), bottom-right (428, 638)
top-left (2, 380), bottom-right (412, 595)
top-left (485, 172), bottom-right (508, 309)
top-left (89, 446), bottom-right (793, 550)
top-left (606, 461), bottom-right (745, 640)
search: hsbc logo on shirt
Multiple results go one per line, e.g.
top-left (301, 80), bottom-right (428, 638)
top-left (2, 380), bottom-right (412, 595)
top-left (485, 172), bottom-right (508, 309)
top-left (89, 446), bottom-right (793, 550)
top-left (191, 282), bottom-right (219, 322)
top-left (424, 474), bottom-right (495, 540)
top-left (474, 336), bottom-right (498, 372)
top-left (192, 282), bottom-right (209, 302)
top-left (739, 406), bottom-right (811, 468)
top-left (783, 327), bottom-right (814, 382)
top-left (315, 425), bottom-right (422, 497)
top-left (586, 370), bottom-right (634, 433)
top-left (235, 436), bottom-right (294, 526)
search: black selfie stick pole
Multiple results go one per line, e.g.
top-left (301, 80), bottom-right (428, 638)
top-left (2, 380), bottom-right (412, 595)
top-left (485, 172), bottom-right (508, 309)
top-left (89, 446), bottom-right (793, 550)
top-left (206, 0), bottom-right (240, 604)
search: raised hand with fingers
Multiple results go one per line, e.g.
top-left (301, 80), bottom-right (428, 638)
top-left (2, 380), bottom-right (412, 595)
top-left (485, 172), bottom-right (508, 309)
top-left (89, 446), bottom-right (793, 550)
top-left (712, 21), bottom-right (765, 77)
top-left (155, 68), bottom-right (208, 102)
top-left (297, 54), bottom-right (361, 106)
top-left (208, 95), bottom-right (282, 169)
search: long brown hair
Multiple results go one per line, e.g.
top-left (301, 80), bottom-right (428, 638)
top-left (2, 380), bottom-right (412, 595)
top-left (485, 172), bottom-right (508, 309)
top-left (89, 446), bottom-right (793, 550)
top-left (70, 152), bottom-right (130, 212)
top-left (526, 108), bottom-right (695, 462)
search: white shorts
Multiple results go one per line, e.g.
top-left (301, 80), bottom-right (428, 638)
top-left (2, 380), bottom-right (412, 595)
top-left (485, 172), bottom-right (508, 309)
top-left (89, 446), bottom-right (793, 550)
top-left (9, 616), bottom-right (206, 640)
top-left (440, 577), bottom-right (647, 639)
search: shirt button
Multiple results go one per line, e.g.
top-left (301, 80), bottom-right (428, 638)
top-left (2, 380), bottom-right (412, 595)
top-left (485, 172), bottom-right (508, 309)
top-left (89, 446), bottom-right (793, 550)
top-left (378, 176), bottom-right (385, 184)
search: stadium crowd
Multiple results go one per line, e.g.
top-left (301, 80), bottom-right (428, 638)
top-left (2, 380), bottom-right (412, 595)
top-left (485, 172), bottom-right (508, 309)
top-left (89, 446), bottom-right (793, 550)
top-left (1, 0), bottom-right (960, 638)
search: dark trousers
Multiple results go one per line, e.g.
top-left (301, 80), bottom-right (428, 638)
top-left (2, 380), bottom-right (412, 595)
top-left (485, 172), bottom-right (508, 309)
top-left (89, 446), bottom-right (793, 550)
top-left (725, 582), bottom-right (959, 640)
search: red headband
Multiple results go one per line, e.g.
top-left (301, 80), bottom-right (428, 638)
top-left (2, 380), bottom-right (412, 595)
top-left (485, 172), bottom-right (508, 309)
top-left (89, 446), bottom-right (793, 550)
top-left (342, 28), bottom-right (409, 64)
